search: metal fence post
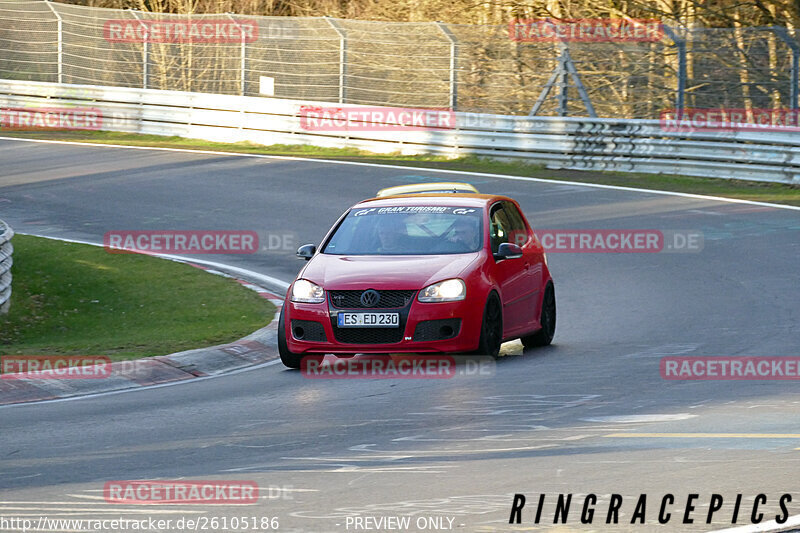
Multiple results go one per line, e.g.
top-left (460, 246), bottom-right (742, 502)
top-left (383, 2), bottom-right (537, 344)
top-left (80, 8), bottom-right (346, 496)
top-left (227, 13), bottom-right (247, 96)
top-left (773, 27), bottom-right (799, 110)
top-left (529, 22), bottom-right (596, 117)
top-left (325, 17), bottom-right (347, 104)
top-left (556, 51), bottom-right (569, 115)
top-left (661, 25), bottom-right (686, 116)
top-left (44, 0), bottom-right (62, 83)
top-left (130, 10), bottom-right (149, 89)
top-left (435, 22), bottom-right (458, 111)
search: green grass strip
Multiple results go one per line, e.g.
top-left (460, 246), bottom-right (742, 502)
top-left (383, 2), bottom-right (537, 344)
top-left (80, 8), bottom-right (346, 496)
top-left (0, 235), bottom-right (276, 361)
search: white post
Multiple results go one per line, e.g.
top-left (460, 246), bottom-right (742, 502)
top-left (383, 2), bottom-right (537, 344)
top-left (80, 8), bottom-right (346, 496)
top-left (44, 0), bottom-right (62, 83)
top-left (435, 22), bottom-right (458, 111)
top-left (325, 17), bottom-right (346, 103)
top-left (226, 13), bottom-right (247, 96)
top-left (130, 11), bottom-right (149, 89)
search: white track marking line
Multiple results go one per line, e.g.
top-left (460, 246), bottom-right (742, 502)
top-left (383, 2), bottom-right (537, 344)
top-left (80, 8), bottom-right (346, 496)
top-left (18, 233), bottom-right (289, 293)
top-left (1, 135), bottom-right (798, 212)
top-left (0, 359), bottom-right (284, 409)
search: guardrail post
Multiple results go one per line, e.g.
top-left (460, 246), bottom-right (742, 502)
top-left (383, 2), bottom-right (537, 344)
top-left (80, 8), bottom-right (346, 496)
top-left (0, 220), bottom-right (13, 315)
top-left (325, 17), bottom-right (347, 104)
top-left (435, 22), bottom-right (458, 111)
top-left (130, 10), bottom-right (149, 89)
top-left (227, 13), bottom-right (247, 96)
top-left (661, 25), bottom-right (686, 116)
top-left (773, 27), bottom-right (799, 110)
top-left (44, 0), bottom-right (63, 84)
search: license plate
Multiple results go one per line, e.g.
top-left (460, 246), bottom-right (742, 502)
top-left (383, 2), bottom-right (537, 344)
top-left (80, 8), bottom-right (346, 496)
top-left (337, 312), bottom-right (399, 328)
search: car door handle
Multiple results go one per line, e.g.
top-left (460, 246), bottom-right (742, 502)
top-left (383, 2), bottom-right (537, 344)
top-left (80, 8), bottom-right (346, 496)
top-left (524, 262), bottom-right (530, 270)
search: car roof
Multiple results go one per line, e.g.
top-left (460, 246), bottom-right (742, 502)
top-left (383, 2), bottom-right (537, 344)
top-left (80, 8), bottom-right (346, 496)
top-left (353, 193), bottom-right (511, 209)
top-left (376, 182), bottom-right (479, 197)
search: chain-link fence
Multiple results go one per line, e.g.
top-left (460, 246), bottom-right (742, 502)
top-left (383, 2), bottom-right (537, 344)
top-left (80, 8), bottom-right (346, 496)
top-left (0, 0), bottom-right (798, 118)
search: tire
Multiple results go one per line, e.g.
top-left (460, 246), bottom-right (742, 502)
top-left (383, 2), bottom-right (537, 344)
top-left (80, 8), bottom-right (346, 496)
top-left (474, 292), bottom-right (503, 358)
top-left (522, 283), bottom-right (556, 348)
top-left (278, 309), bottom-right (323, 369)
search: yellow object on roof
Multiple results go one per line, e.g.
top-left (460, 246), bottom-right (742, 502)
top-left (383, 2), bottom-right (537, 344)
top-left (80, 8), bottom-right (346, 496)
top-left (376, 182), bottom-right (479, 197)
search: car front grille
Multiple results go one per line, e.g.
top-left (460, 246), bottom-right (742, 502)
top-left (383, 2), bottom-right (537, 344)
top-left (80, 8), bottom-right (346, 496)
top-left (332, 326), bottom-right (404, 344)
top-left (329, 290), bottom-right (415, 309)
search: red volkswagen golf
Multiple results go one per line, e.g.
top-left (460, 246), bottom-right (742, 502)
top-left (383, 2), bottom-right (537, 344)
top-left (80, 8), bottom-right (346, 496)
top-left (278, 183), bottom-right (556, 369)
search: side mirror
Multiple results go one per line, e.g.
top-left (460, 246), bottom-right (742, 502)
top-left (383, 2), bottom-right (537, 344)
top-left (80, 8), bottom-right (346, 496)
top-left (296, 244), bottom-right (316, 260)
top-left (493, 242), bottom-right (523, 261)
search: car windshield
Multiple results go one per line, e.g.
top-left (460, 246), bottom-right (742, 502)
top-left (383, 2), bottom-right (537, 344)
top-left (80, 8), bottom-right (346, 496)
top-left (323, 206), bottom-right (483, 255)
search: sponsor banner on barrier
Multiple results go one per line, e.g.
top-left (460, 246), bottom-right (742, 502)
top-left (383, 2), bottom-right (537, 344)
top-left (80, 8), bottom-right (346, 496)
top-left (299, 106), bottom-right (455, 131)
top-left (301, 355), bottom-right (495, 379)
top-left (104, 230), bottom-right (259, 254)
top-left (103, 19), bottom-right (259, 43)
top-left (0, 107), bottom-right (103, 131)
top-left (0, 356), bottom-right (112, 380)
top-left (104, 480), bottom-right (259, 504)
top-left (660, 108), bottom-right (800, 132)
top-left (509, 18), bottom-right (663, 42)
top-left (531, 230), bottom-right (703, 253)
top-left (661, 356), bottom-right (800, 380)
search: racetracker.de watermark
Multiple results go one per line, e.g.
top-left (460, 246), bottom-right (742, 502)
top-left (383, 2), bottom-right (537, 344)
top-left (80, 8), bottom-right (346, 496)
top-left (660, 108), bottom-right (800, 132)
top-left (508, 18), bottom-right (663, 42)
top-left (103, 19), bottom-right (258, 43)
top-left (532, 229), bottom-right (703, 253)
top-left (104, 230), bottom-right (259, 254)
top-left (299, 106), bottom-right (455, 131)
top-left (104, 480), bottom-right (259, 504)
top-left (302, 355), bottom-right (495, 379)
top-left (0, 356), bottom-right (111, 380)
top-left (661, 357), bottom-right (800, 380)
top-left (0, 107), bottom-right (102, 130)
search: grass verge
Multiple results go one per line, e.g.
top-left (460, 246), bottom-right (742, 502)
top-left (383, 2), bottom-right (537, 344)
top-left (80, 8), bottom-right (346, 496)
top-left (3, 130), bottom-right (799, 207)
top-left (0, 234), bottom-right (276, 361)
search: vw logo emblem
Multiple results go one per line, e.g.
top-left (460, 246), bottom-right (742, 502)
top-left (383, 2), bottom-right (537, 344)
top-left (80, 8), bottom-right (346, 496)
top-left (360, 289), bottom-right (381, 308)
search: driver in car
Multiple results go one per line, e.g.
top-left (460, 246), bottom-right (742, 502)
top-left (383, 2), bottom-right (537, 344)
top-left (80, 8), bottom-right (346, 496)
top-left (375, 216), bottom-right (407, 253)
top-left (445, 216), bottom-right (480, 252)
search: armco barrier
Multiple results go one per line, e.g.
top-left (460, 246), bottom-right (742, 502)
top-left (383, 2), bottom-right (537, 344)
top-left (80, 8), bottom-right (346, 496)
top-left (1, 79), bottom-right (798, 184)
top-left (0, 219), bottom-right (12, 314)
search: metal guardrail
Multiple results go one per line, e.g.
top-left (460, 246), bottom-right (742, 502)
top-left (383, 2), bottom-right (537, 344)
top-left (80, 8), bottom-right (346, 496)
top-left (0, 219), bottom-right (13, 315)
top-left (1, 79), bottom-right (799, 184)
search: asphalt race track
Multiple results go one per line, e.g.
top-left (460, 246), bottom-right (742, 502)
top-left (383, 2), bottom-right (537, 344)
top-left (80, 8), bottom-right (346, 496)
top-left (1, 137), bottom-right (799, 532)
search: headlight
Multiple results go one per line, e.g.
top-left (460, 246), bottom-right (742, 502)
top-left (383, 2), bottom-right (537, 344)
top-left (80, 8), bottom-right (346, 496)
top-left (418, 279), bottom-right (466, 302)
top-left (291, 279), bottom-right (325, 303)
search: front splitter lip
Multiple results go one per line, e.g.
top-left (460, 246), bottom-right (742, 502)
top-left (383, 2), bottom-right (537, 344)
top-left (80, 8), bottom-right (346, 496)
top-left (286, 339), bottom-right (475, 355)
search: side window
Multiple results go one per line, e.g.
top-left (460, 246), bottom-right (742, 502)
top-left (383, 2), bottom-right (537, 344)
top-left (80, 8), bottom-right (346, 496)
top-left (489, 204), bottom-right (511, 253)
top-left (503, 201), bottom-right (529, 247)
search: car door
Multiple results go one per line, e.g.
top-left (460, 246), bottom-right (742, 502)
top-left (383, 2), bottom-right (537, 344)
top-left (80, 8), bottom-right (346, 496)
top-left (502, 200), bottom-right (543, 332)
top-left (488, 202), bottom-right (532, 336)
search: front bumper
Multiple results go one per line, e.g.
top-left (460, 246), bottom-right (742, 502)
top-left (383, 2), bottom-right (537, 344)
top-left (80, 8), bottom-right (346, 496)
top-left (284, 295), bottom-right (483, 355)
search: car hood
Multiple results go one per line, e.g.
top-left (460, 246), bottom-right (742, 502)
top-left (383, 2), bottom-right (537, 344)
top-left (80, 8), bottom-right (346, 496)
top-left (300, 253), bottom-right (481, 290)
